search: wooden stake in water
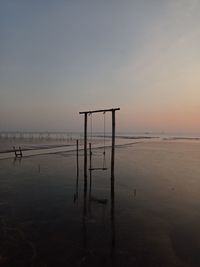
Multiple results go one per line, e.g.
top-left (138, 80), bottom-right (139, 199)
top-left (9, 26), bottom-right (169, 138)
top-left (84, 113), bottom-right (88, 184)
top-left (76, 139), bottom-right (79, 177)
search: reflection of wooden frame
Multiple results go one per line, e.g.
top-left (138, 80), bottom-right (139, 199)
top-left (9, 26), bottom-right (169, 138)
top-left (79, 108), bottom-right (119, 251)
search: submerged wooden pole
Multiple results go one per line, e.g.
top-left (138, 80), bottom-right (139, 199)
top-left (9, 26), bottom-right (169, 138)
top-left (111, 110), bottom-right (115, 178)
top-left (84, 113), bottom-right (88, 182)
top-left (89, 142), bottom-right (92, 193)
top-left (89, 143), bottom-right (92, 170)
top-left (111, 110), bottom-right (116, 250)
top-left (76, 139), bottom-right (79, 177)
top-left (74, 139), bottom-right (79, 203)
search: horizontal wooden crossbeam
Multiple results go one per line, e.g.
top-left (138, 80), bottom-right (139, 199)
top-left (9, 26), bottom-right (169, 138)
top-left (79, 108), bottom-right (120, 115)
top-left (89, 167), bottom-right (108, 171)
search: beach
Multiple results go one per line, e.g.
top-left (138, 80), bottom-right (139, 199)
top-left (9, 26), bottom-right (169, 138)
top-left (2, 0), bottom-right (200, 265)
top-left (0, 139), bottom-right (200, 266)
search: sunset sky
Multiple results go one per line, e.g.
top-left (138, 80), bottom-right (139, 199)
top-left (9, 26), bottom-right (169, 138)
top-left (0, 0), bottom-right (200, 133)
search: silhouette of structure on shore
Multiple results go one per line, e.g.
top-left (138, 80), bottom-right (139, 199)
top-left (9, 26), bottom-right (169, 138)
top-left (13, 146), bottom-right (23, 158)
top-left (79, 108), bottom-right (120, 181)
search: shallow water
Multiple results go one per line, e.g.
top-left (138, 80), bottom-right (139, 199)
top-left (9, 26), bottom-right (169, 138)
top-left (0, 141), bottom-right (200, 266)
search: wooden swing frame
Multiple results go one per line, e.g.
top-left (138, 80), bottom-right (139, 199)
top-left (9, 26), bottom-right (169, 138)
top-left (79, 108), bottom-right (120, 180)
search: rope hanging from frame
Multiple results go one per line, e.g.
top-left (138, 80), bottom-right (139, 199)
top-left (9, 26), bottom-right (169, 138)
top-left (89, 112), bottom-right (93, 143)
top-left (102, 112), bottom-right (107, 169)
top-left (88, 111), bottom-right (107, 171)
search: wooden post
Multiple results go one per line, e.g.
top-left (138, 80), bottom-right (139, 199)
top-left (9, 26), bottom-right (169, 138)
top-left (74, 139), bottom-right (79, 203)
top-left (111, 109), bottom-right (116, 250)
top-left (111, 110), bottom-right (115, 178)
top-left (76, 139), bottom-right (79, 177)
top-left (89, 143), bottom-right (92, 170)
top-left (83, 134), bottom-right (88, 242)
top-left (89, 143), bottom-right (92, 194)
top-left (84, 113), bottom-right (88, 182)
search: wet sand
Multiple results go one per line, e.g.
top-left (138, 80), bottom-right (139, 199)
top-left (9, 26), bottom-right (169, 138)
top-left (0, 141), bottom-right (200, 266)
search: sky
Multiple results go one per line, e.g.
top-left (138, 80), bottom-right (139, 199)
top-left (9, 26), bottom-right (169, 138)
top-left (0, 0), bottom-right (200, 134)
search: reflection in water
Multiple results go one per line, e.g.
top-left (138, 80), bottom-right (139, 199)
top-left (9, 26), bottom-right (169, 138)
top-left (82, 177), bottom-right (87, 247)
top-left (134, 188), bottom-right (137, 199)
top-left (2, 141), bottom-right (200, 266)
top-left (13, 156), bottom-right (22, 166)
top-left (74, 164), bottom-right (79, 203)
top-left (89, 143), bottom-right (92, 197)
top-left (75, 142), bottom-right (116, 258)
top-left (111, 164), bottom-right (115, 253)
top-left (74, 142), bottom-right (79, 203)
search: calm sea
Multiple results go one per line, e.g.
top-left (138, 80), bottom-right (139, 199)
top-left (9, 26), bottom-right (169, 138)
top-left (0, 140), bottom-right (200, 266)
